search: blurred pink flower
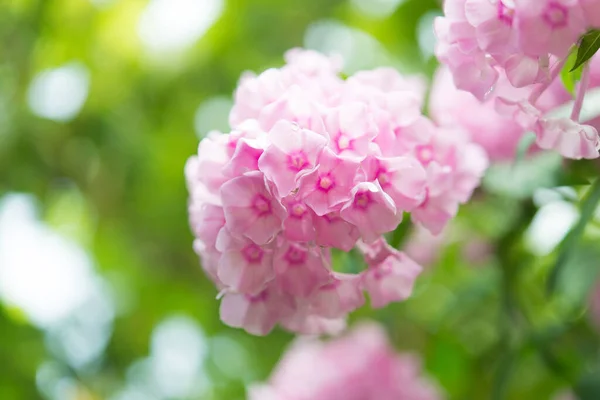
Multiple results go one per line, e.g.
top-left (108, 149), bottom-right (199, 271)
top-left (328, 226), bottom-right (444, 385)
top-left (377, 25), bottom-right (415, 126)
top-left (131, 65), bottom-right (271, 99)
top-left (247, 323), bottom-right (442, 400)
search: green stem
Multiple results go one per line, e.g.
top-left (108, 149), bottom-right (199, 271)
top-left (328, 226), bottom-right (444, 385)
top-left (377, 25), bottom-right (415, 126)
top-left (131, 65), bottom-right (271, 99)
top-left (491, 199), bottom-right (537, 400)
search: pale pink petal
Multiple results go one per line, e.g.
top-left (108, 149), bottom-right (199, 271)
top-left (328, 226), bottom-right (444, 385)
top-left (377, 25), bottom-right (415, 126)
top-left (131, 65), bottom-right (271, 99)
top-left (222, 138), bottom-right (263, 177)
top-left (221, 172), bottom-right (285, 245)
top-left (362, 252), bottom-right (423, 308)
top-left (274, 242), bottom-right (332, 298)
top-left (313, 212), bottom-right (361, 251)
top-left (310, 274), bottom-right (365, 318)
top-left (218, 235), bottom-right (275, 294)
top-left (536, 119), bottom-right (600, 159)
top-left (464, 0), bottom-right (496, 26)
top-left (340, 182), bottom-right (400, 244)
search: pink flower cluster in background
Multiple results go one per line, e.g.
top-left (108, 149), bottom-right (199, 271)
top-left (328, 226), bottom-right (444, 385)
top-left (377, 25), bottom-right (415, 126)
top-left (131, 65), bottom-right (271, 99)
top-left (247, 323), bottom-right (442, 400)
top-left (185, 49), bottom-right (488, 335)
top-left (435, 0), bottom-right (600, 160)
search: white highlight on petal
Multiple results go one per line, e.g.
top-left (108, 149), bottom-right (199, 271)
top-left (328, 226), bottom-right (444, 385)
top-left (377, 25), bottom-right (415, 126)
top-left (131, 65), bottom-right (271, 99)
top-left (137, 0), bottom-right (223, 54)
top-left (27, 63), bottom-right (90, 122)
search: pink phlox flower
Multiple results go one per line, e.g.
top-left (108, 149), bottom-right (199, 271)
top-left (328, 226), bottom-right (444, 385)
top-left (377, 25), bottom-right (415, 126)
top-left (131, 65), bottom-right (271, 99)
top-left (464, 0), bottom-right (518, 55)
top-left (188, 202), bottom-right (225, 249)
top-left (308, 273), bottom-right (365, 319)
top-left (504, 54), bottom-right (549, 88)
top-left (280, 311), bottom-right (347, 336)
top-left (192, 240), bottom-right (223, 287)
top-left (361, 250), bottom-right (423, 308)
top-left (581, 0), bottom-right (600, 27)
top-left (323, 102), bottom-right (378, 159)
top-left (535, 118), bottom-right (600, 159)
top-left (411, 190), bottom-right (460, 235)
top-left (229, 68), bottom-right (288, 128)
top-left (494, 96), bottom-right (542, 128)
top-left (313, 211), bottom-right (361, 251)
top-left (356, 237), bottom-right (395, 266)
top-left (186, 48), bottom-right (492, 335)
top-left (257, 84), bottom-right (328, 133)
top-left (284, 48), bottom-right (344, 77)
top-left (219, 283), bottom-right (295, 336)
top-left (188, 131), bottom-right (231, 197)
top-left (349, 67), bottom-right (428, 105)
top-left (429, 66), bottom-right (530, 161)
top-left (258, 120), bottom-right (327, 196)
top-left (363, 155), bottom-right (427, 211)
top-left (273, 240), bottom-right (332, 298)
top-left (340, 181), bottom-right (400, 244)
top-left (516, 0), bottom-right (586, 58)
top-left (297, 147), bottom-right (360, 216)
top-left (342, 70), bottom-right (425, 127)
top-left (220, 171), bottom-right (286, 245)
top-left (434, 11), bottom-right (499, 100)
top-left (248, 323), bottom-right (442, 399)
top-left (282, 195), bottom-right (317, 242)
top-left (222, 135), bottom-right (266, 178)
top-left (215, 228), bottom-right (275, 294)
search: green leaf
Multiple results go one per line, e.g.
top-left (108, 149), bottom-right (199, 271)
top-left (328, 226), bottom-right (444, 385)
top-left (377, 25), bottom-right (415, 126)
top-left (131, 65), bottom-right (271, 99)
top-left (570, 29), bottom-right (600, 72)
top-left (561, 49), bottom-right (582, 96)
top-left (547, 179), bottom-right (600, 294)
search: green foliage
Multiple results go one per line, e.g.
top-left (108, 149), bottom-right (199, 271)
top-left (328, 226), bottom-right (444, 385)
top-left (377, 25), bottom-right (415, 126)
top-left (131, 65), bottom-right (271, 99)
top-left (547, 180), bottom-right (600, 295)
top-left (570, 30), bottom-right (600, 72)
top-left (561, 49), bottom-right (583, 96)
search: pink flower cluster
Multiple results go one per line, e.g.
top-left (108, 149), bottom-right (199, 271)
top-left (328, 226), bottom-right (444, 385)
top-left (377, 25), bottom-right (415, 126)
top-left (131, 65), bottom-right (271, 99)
top-left (247, 323), bottom-right (442, 400)
top-left (185, 49), bottom-right (488, 335)
top-left (435, 0), bottom-right (600, 160)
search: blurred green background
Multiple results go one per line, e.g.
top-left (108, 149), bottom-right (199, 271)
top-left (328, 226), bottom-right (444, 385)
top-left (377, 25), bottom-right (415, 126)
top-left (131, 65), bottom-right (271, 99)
top-left (2, 0), bottom-right (600, 399)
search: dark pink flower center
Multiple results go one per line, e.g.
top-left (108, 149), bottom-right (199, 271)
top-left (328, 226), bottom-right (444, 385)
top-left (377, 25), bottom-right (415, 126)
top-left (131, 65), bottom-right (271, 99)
top-left (376, 168), bottom-right (391, 188)
top-left (285, 245), bottom-right (308, 265)
top-left (287, 151), bottom-right (309, 171)
top-left (227, 137), bottom-right (240, 155)
top-left (415, 144), bottom-right (434, 165)
top-left (336, 135), bottom-right (352, 152)
top-left (543, 3), bottom-right (568, 28)
top-left (317, 174), bottom-right (335, 192)
top-left (252, 194), bottom-right (272, 216)
top-left (353, 190), bottom-right (372, 209)
top-left (246, 290), bottom-right (269, 303)
top-left (289, 202), bottom-right (307, 219)
top-left (497, 0), bottom-right (515, 25)
top-left (372, 263), bottom-right (393, 280)
top-left (242, 243), bottom-right (264, 263)
top-left (322, 212), bottom-right (338, 223)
